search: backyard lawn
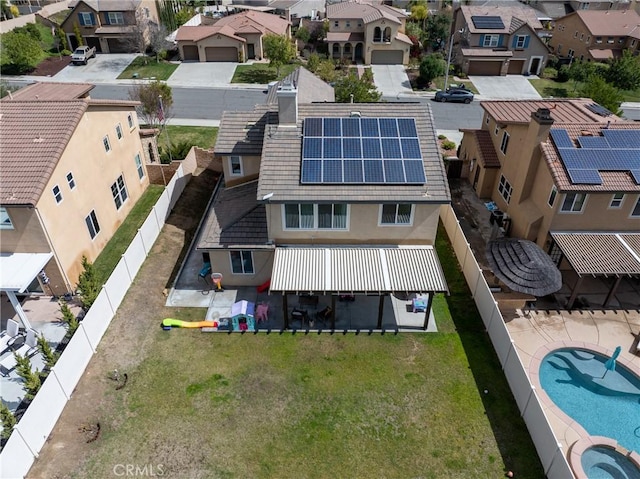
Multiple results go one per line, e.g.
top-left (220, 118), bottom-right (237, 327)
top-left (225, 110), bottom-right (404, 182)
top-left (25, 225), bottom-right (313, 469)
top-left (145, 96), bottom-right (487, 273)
top-left (158, 126), bottom-right (218, 152)
top-left (231, 62), bottom-right (301, 83)
top-left (117, 56), bottom-right (179, 81)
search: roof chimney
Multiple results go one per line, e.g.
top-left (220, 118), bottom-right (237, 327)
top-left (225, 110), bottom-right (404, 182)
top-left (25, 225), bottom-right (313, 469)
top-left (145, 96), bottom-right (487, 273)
top-left (277, 80), bottom-right (298, 126)
top-left (532, 107), bottom-right (554, 125)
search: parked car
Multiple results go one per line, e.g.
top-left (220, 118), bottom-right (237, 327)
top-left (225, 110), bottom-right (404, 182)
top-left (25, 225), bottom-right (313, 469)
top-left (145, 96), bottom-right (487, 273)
top-left (434, 88), bottom-right (474, 103)
top-left (71, 46), bottom-right (96, 65)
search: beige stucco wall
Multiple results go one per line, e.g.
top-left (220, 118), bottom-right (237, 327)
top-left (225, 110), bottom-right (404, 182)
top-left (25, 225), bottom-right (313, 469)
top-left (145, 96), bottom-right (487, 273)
top-left (205, 249), bottom-right (273, 287)
top-left (550, 192), bottom-right (640, 232)
top-left (190, 34), bottom-right (243, 62)
top-left (549, 14), bottom-right (592, 59)
top-left (1, 207), bottom-right (50, 254)
top-left (238, 32), bottom-right (264, 59)
top-left (266, 203), bottom-right (441, 245)
top-left (363, 19), bottom-right (409, 64)
top-left (35, 106), bottom-right (149, 291)
top-left (222, 155), bottom-right (261, 187)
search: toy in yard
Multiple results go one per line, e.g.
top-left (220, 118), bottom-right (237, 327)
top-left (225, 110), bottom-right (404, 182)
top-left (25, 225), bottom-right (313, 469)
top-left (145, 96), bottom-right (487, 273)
top-left (211, 272), bottom-right (224, 291)
top-left (161, 318), bottom-right (218, 330)
top-left (231, 300), bottom-right (256, 331)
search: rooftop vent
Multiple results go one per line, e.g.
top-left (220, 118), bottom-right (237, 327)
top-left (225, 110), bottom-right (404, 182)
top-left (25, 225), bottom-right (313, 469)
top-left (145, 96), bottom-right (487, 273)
top-left (349, 111), bottom-right (361, 118)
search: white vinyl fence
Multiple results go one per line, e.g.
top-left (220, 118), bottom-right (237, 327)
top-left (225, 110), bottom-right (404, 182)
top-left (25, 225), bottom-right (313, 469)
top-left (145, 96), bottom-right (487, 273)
top-left (1, 165), bottom-right (191, 479)
top-left (439, 205), bottom-right (574, 479)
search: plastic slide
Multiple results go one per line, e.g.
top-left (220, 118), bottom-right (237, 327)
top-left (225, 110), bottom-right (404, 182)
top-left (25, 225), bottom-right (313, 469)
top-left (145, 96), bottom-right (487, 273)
top-left (161, 318), bottom-right (217, 330)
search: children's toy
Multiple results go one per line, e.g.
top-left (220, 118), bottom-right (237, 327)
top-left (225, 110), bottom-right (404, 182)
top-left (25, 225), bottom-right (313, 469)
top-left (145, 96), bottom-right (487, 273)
top-left (211, 272), bottom-right (224, 291)
top-left (231, 300), bottom-right (256, 331)
top-left (161, 318), bottom-right (217, 330)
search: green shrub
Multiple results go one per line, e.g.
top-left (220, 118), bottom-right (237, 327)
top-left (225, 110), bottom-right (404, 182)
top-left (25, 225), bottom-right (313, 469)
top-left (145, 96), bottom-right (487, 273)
top-left (37, 334), bottom-right (58, 369)
top-left (0, 403), bottom-right (16, 440)
top-left (13, 23), bottom-right (41, 41)
top-left (307, 52), bottom-right (320, 72)
top-left (14, 353), bottom-right (41, 400)
top-left (438, 134), bottom-right (447, 140)
top-left (60, 300), bottom-right (79, 336)
top-left (76, 256), bottom-right (99, 310)
top-left (556, 65), bottom-right (570, 82)
top-left (61, 49), bottom-right (72, 56)
top-left (159, 140), bottom-right (192, 163)
top-left (442, 140), bottom-right (456, 150)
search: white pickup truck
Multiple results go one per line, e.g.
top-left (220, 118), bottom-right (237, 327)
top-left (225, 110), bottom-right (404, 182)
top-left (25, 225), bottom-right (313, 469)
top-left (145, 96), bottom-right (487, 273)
top-left (71, 45), bottom-right (96, 65)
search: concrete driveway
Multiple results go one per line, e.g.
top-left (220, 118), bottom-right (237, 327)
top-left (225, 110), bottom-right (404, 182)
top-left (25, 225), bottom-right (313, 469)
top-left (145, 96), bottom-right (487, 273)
top-left (53, 54), bottom-right (139, 83)
top-left (469, 75), bottom-right (542, 100)
top-left (371, 65), bottom-right (413, 98)
top-left (168, 62), bottom-right (238, 88)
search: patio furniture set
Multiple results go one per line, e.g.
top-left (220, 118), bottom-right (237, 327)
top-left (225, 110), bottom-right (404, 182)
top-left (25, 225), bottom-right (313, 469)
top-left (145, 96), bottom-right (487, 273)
top-left (0, 319), bottom-right (40, 377)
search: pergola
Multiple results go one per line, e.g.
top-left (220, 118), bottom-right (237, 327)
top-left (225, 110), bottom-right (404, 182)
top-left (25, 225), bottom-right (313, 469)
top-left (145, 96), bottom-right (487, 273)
top-left (550, 232), bottom-right (640, 309)
top-left (269, 246), bottom-right (449, 330)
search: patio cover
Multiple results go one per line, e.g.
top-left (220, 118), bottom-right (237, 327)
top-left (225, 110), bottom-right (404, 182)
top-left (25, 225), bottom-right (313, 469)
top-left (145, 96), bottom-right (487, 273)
top-left (0, 252), bottom-right (53, 293)
top-left (485, 238), bottom-right (562, 296)
top-left (270, 246), bottom-right (448, 295)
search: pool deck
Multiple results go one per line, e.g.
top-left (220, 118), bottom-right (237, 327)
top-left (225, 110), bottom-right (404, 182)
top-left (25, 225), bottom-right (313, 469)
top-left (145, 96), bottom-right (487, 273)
top-left (506, 308), bottom-right (640, 457)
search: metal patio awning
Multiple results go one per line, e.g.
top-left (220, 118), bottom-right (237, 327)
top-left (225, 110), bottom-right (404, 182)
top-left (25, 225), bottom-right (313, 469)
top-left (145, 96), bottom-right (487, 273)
top-left (270, 246), bottom-right (448, 295)
top-left (0, 252), bottom-right (53, 293)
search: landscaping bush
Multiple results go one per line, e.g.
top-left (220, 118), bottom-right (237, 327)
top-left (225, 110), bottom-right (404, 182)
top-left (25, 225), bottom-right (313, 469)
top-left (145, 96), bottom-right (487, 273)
top-left (60, 300), bottom-right (79, 336)
top-left (76, 256), bottom-right (100, 311)
top-left (159, 140), bottom-right (191, 163)
top-left (442, 140), bottom-right (456, 151)
top-left (0, 403), bottom-right (15, 440)
top-left (14, 354), bottom-right (41, 400)
top-left (556, 65), bottom-right (570, 82)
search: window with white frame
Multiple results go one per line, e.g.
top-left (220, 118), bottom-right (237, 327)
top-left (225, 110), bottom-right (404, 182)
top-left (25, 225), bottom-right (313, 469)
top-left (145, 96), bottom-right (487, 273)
top-left (229, 156), bottom-right (243, 176)
top-left (127, 113), bottom-right (134, 129)
top-left (483, 35), bottom-right (499, 47)
top-left (52, 185), bottom-right (63, 204)
top-left (631, 197), bottom-right (640, 217)
top-left (494, 124), bottom-right (499, 136)
top-left (485, 115), bottom-right (490, 125)
top-left (380, 204), bottom-right (413, 225)
top-left (561, 192), bottom-right (586, 212)
top-left (107, 11), bottom-right (124, 24)
top-left (586, 35), bottom-right (591, 43)
top-left (568, 48), bottom-right (575, 57)
top-left (498, 175), bottom-right (512, 203)
top-left (103, 135), bottom-right (111, 153)
top-left (334, 20), bottom-right (339, 27)
top-left (548, 185), bottom-right (557, 207)
top-left (346, 21), bottom-right (350, 27)
top-left (85, 210), bottom-right (100, 239)
top-left (230, 250), bottom-right (254, 274)
top-left (0, 207), bottom-right (14, 229)
top-left (110, 175), bottom-right (128, 210)
top-left (500, 131), bottom-right (510, 154)
top-left (607, 36), bottom-right (614, 44)
top-left (67, 172), bottom-right (76, 190)
top-left (596, 36), bottom-right (602, 44)
top-left (610, 193), bottom-right (624, 208)
top-left (573, 31), bottom-right (578, 38)
top-left (134, 153), bottom-right (144, 179)
top-left (515, 35), bottom-right (527, 48)
top-left (116, 123), bottom-right (123, 140)
top-left (79, 12), bottom-right (93, 25)
top-left (284, 204), bottom-right (348, 229)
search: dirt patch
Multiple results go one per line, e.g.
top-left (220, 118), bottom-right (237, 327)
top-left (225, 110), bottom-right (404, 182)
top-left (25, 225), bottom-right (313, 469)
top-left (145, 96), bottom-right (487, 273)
top-left (30, 56), bottom-right (72, 77)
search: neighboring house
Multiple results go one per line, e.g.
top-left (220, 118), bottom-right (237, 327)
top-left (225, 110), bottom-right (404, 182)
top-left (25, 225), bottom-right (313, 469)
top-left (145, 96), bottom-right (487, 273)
top-left (60, 0), bottom-right (159, 53)
top-left (325, 1), bottom-right (412, 65)
top-left (176, 10), bottom-right (290, 62)
top-left (548, 9), bottom-right (640, 61)
top-left (451, 4), bottom-right (550, 75)
top-left (520, 0), bottom-right (631, 19)
top-left (0, 82), bottom-right (150, 299)
top-left (458, 99), bottom-right (640, 307)
top-left (196, 67), bottom-right (450, 327)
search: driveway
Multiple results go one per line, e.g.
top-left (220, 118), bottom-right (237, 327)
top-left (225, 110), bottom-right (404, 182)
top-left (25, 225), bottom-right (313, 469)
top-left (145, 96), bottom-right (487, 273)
top-left (469, 75), bottom-right (542, 100)
top-left (167, 62), bottom-right (238, 88)
top-left (371, 65), bottom-right (413, 98)
top-left (52, 53), bottom-right (139, 83)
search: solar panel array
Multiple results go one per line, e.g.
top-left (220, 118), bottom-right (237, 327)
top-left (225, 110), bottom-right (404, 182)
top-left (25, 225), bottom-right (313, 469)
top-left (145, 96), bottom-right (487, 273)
top-left (549, 128), bottom-right (640, 185)
top-left (300, 117), bottom-right (427, 185)
top-left (471, 15), bottom-right (505, 29)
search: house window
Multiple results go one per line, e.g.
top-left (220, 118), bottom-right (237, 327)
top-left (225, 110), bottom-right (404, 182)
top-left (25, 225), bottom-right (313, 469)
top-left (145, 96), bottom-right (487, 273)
top-left (374, 26), bottom-right (382, 42)
top-left (561, 193), bottom-right (586, 212)
top-left (357, 21), bottom-right (362, 27)
top-left (596, 36), bottom-right (602, 44)
top-left (483, 35), bottom-right (499, 47)
top-left (607, 36), bottom-right (614, 44)
top-left (494, 124), bottom-right (499, 136)
top-left (103, 135), bottom-right (111, 153)
top-left (498, 175), bottom-right (512, 203)
top-left (485, 115), bottom-right (490, 125)
top-left (334, 20), bottom-right (339, 27)
top-left (580, 33), bottom-right (584, 40)
top-left (515, 35), bottom-right (527, 48)
top-left (380, 204), bottom-right (413, 225)
top-left (116, 123), bottom-right (123, 140)
top-left (78, 12), bottom-right (93, 25)
top-left (107, 12), bottom-right (125, 25)
top-left (67, 172), bottom-right (76, 190)
top-left (0, 207), bottom-right (14, 230)
top-left (618, 37), bottom-right (624, 44)
top-left (548, 185), bottom-right (557, 207)
top-left (632, 39), bottom-right (637, 47)
top-left (580, 2), bottom-right (589, 9)
top-left (230, 250), bottom-right (254, 274)
top-left (586, 36), bottom-right (590, 43)
top-left (284, 204), bottom-right (348, 230)
top-left (631, 197), bottom-right (640, 217)
top-left (85, 210), bottom-right (100, 239)
top-left (500, 131), bottom-right (510, 154)
top-left (135, 153), bottom-right (144, 179)
top-left (127, 113), bottom-right (134, 129)
top-left (229, 156), bottom-right (243, 176)
top-left (346, 21), bottom-right (350, 27)
top-left (111, 175), bottom-right (128, 210)
top-left (568, 48), bottom-right (575, 57)
top-left (573, 31), bottom-right (578, 38)
top-left (52, 185), bottom-right (63, 204)
top-left (610, 193), bottom-right (624, 208)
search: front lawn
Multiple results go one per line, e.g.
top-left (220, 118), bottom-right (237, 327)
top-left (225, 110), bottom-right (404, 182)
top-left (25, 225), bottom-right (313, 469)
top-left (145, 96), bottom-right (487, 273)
top-left (231, 62), bottom-right (301, 83)
top-left (158, 126), bottom-right (218, 152)
top-left (117, 56), bottom-right (179, 80)
top-left (406, 70), bottom-right (478, 93)
top-left (529, 77), bottom-right (640, 102)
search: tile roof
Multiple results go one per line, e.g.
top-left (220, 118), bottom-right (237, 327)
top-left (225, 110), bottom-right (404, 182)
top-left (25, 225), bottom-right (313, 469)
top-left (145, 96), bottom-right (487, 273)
top-left (480, 98), bottom-right (619, 125)
top-left (462, 129), bottom-right (501, 168)
top-left (69, 0), bottom-right (140, 11)
top-left (256, 103), bottom-right (449, 204)
top-left (265, 67), bottom-right (335, 105)
top-left (214, 10), bottom-right (290, 36)
top-left (214, 108), bottom-right (276, 156)
top-left (175, 24), bottom-right (244, 42)
top-left (461, 48), bottom-right (513, 57)
top-left (326, 1), bottom-right (405, 24)
top-left (589, 48), bottom-right (620, 60)
top-left (574, 9), bottom-right (640, 39)
top-left (325, 31), bottom-right (365, 42)
top-left (460, 4), bottom-right (543, 33)
top-left (7, 82), bottom-right (94, 101)
top-left (196, 180), bottom-right (269, 249)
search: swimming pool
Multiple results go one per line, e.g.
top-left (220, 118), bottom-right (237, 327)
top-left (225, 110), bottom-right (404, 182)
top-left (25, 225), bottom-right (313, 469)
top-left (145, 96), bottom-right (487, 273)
top-left (581, 446), bottom-right (640, 479)
top-left (540, 348), bottom-right (640, 454)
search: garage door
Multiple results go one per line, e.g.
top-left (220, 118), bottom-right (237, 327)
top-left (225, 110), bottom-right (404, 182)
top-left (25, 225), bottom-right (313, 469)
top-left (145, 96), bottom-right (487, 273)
top-left (370, 50), bottom-right (403, 65)
top-left (182, 45), bottom-right (199, 61)
top-left (205, 47), bottom-right (237, 62)
top-left (107, 38), bottom-right (129, 53)
top-left (468, 61), bottom-right (502, 76)
top-left (507, 59), bottom-right (525, 75)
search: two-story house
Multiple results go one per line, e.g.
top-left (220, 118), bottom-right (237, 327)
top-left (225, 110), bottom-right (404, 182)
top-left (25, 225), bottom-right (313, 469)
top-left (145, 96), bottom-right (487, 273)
top-left (521, 0), bottom-right (631, 20)
top-left (61, 0), bottom-right (159, 53)
top-left (195, 67), bottom-right (450, 327)
top-left (452, 5), bottom-right (550, 75)
top-left (0, 82), bottom-right (150, 310)
top-left (325, 1), bottom-right (412, 65)
top-left (549, 9), bottom-right (640, 61)
top-left (458, 99), bottom-right (640, 307)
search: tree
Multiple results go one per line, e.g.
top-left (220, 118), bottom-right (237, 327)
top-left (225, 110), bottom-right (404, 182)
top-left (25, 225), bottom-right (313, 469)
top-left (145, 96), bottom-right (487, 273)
top-left (568, 60), bottom-right (599, 91)
top-left (0, 31), bottom-right (44, 74)
top-left (578, 76), bottom-right (624, 115)
top-left (73, 22), bottom-right (84, 46)
top-left (123, 8), bottom-right (150, 55)
top-left (148, 23), bottom-right (172, 62)
top-left (60, 300), bottom-right (79, 336)
top-left (307, 52), bottom-right (320, 72)
top-left (0, 0), bottom-right (12, 21)
top-left (425, 12), bottom-right (451, 51)
top-left (419, 53), bottom-right (445, 87)
top-left (175, 6), bottom-right (196, 28)
top-left (37, 334), bottom-right (58, 370)
top-left (128, 80), bottom-right (173, 127)
top-left (76, 255), bottom-right (101, 310)
top-left (606, 49), bottom-right (640, 91)
top-left (296, 26), bottom-right (310, 44)
top-left (411, 4), bottom-right (428, 30)
top-left (334, 72), bottom-right (381, 103)
top-left (0, 402), bottom-right (15, 440)
top-left (315, 59), bottom-right (338, 83)
top-left (263, 34), bottom-right (296, 76)
top-left (14, 353), bottom-right (41, 400)
top-left (57, 27), bottom-right (68, 52)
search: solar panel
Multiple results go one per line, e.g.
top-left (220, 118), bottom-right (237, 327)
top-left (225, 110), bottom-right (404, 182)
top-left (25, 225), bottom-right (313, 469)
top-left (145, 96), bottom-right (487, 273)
top-left (601, 129), bottom-right (640, 148)
top-left (361, 118), bottom-right (379, 137)
top-left (631, 170), bottom-right (640, 184)
top-left (567, 169), bottom-right (602, 185)
top-left (324, 118), bottom-right (341, 137)
top-left (323, 138), bottom-right (342, 158)
top-left (401, 138), bottom-right (421, 159)
top-left (397, 118), bottom-right (418, 138)
top-left (585, 103), bottom-right (612, 117)
top-left (384, 160), bottom-right (405, 183)
top-left (301, 159), bottom-right (322, 183)
top-left (550, 129), bottom-right (574, 148)
top-left (323, 159), bottom-right (343, 182)
top-left (404, 160), bottom-right (426, 183)
top-left (471, 15), bottom-right (505, 29)
top-left (379, 118), bottom-right (398, 138)
top-left (344, 159), bottom-right (364, 183)
top-left (364, 159), bottom-right (384, 183)
top-left (381, 138), bottom-right (401, 158)
top-left (303, 137), bottom-right (322, 158)
top-left (342, 118), bottom-right (361, 137)
top-left (343, 138), bottom-right (362, 158)
top-left (577, 136), bottom-right (610, 149)
top-left (362, 138), bottom-right (382, 158)
top-left (304, 118), bottom-right (323, 137)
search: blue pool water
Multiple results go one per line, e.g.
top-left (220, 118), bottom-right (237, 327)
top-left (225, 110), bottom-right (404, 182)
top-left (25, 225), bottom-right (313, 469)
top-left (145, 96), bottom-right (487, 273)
top-left (581, 447), bottom-right (640, 479)
top-left (540, 349), bottom-right (640, 454)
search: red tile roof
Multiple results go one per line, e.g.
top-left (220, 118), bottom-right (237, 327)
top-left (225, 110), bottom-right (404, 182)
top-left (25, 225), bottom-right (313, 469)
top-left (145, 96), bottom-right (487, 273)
top-left (8, 82), bottom-right (94, 101)
top-left (326, 1), bottom-right (406, 24)
top-left (462, 129), bottom-right (501, 168)
top-left (480, 98), bottom-right (619, 125)
top-left (214, 10), bottom-right (289, 36)
top-left (574, 9), bottom-right (640, 39)
top-left (460, 5), bottom-right (543, 33)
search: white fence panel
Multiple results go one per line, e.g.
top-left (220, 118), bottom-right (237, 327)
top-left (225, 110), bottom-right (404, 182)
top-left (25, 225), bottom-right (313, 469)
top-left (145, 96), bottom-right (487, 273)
top-left (487, 315), bottom-right (514, 366)
top-left (103, 260), bottom-right (133, 311)
top-left (139, 212), bottom-right (161, 255)
top-left (122, 234), bottom-right (147, 281)
top-left (523, 390), bottom-right (566, 474)
top-left (451, 230), bottom-right (469, 267)
top-left (546, 448), bottom-right (574, 479)
top-left (51, 329), bottom-right (94, 397)
top-left (1, 431), bottom-right (35, 479)
top-left (80, 292), bottom-right (115, 349)
top-left (474, 285), bottom-right (498, 327)
top-left (154, 189), bottom-right (171, 223)
top-left (503, 350), bottom-right (534, 412)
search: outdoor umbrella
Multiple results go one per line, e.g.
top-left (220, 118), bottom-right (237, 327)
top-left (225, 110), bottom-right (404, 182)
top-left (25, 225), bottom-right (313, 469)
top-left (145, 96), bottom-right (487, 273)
top-left (601, 346), bottom-right (622, 378)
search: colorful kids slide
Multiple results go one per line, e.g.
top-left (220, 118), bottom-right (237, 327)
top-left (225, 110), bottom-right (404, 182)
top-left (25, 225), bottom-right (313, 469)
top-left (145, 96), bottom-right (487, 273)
top-left (161, 318), bottom-right (217, 330)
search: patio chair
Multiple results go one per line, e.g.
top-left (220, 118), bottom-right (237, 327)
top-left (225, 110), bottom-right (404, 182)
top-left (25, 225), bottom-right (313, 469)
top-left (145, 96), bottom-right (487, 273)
top-left (0, 328), bottom-right (39, 377)
top-left (0, 319), bottom-right (22, 355)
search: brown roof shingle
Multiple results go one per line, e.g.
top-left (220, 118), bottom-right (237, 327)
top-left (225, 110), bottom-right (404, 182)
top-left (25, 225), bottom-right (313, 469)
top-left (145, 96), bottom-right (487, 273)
top-left (6, 82), bottom-right (94, 101)
top-left (462, 129), bottom-right (501, 168)
top-left (574, 9), bottom-right (640, 39)
top-left (326, 1), bottom-right (405, 24)
top-left (265, 67), bottom-right (335, 105)
top-left (214, 10), bottom-right (290, 36)
top-left (481, 98), bottom-right (619, 125)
